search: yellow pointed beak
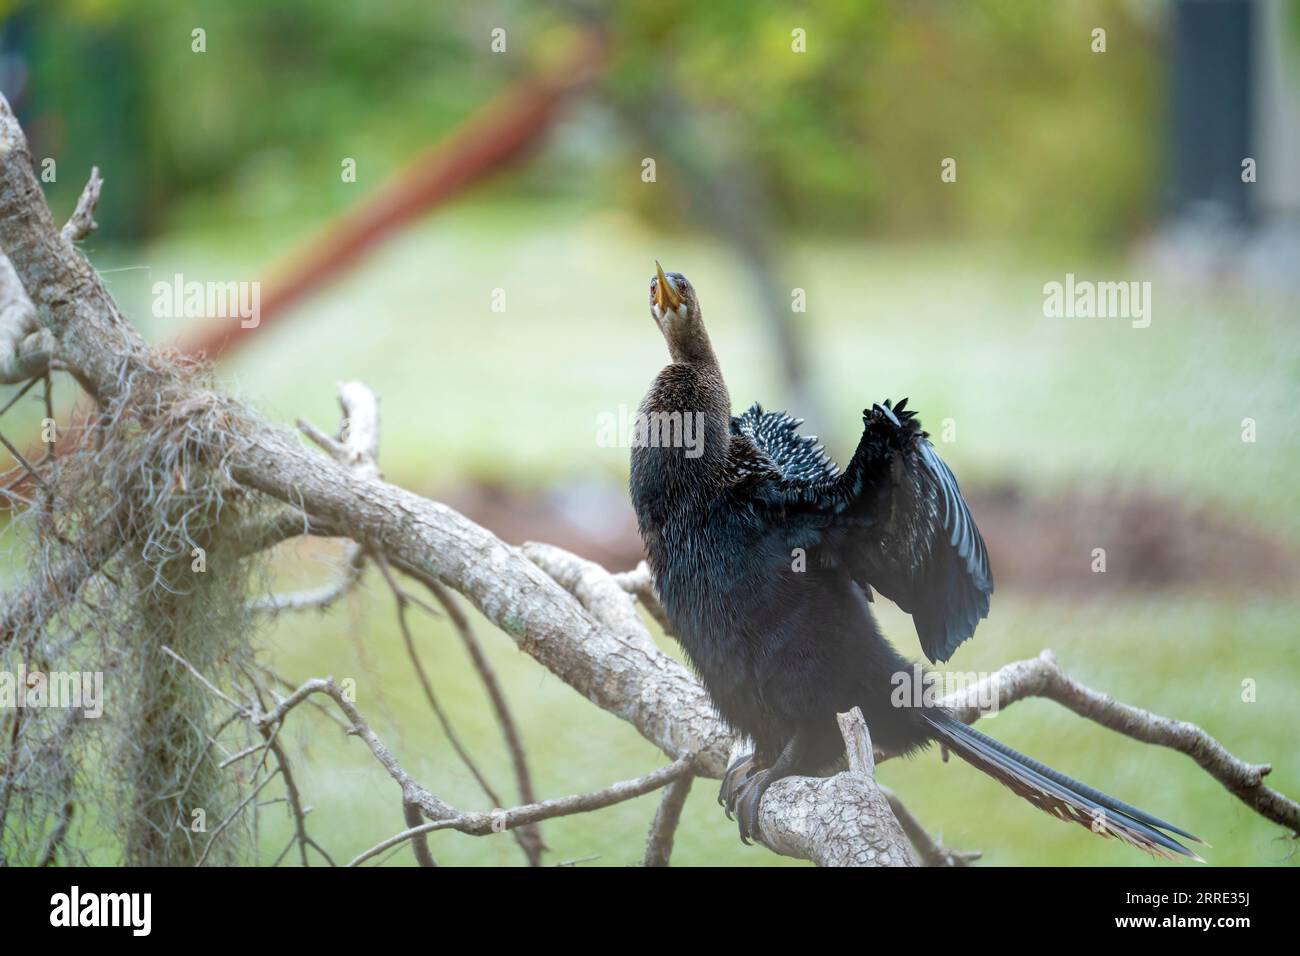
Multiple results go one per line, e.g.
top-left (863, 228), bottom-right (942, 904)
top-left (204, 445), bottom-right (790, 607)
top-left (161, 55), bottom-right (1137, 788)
top-left (655, 261), bottom-right (683, 311)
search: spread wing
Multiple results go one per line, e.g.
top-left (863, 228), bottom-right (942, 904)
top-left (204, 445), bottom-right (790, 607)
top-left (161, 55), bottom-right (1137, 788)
top-left (731, 403), bottom-right (840, 485)
top-left (738, 399), bottom-right (993, 663)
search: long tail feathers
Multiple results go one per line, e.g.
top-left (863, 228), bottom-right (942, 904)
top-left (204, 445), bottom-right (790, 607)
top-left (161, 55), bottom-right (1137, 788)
top-left (924, 712), bottom-right (1206, 862)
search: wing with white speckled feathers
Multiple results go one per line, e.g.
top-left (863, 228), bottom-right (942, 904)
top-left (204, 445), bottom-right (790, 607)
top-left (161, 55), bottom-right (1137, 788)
top-left (736, 398), bottom-right (993, 664)
top-left (731, 403), bottom-right (840, 485)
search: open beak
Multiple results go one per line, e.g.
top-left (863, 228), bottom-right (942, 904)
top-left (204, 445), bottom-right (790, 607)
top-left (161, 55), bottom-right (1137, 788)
top-left (654, 261), bottom-right (683, 312)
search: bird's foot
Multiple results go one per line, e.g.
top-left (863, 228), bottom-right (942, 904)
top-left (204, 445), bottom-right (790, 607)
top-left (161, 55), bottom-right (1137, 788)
top-left (724, 735), bottom-right (806, 845)
top-left (731, 769), bottom-right (775, 845)
top-left (719, 752), bottom-right (760, 817)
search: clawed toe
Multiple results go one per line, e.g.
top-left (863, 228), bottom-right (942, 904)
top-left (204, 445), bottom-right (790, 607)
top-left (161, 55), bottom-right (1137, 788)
top-left (719, 753), bottom-right (758, 817)
top-left (733, 770), bottom-right (772, 845)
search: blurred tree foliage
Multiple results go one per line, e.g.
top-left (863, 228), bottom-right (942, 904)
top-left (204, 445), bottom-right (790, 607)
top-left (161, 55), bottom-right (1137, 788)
top-left (20, 0), bottom-right (497, 238)
top-left (606, 0), bottom-right (1162, 244)
top-left (18, 0), bottom-right (1162, 245)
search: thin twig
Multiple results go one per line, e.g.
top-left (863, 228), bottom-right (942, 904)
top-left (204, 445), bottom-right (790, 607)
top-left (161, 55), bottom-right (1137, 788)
top-left (643, 772), bottom-right (694, 866)
top-left (248, 542), bottom-right (365, 616)
top-left (0, 374), bottom-right (39, 416)
top-left (349, 755), bottom-right (697, 868)
top-left (371, 551), bottom-right (537, 863)
top-left (373, 553), bottom-right (494, 802)
top-left (218, 742), bottom-right (269, 770)
top-left (263, 729), bottom-right (334, 867)
top-left (0, 427), bottom-right (47, 488)
top-left (403, 799), bottom-right (437, 867)
top-left (416, 571), bottom-right (545, 866)
top-left (194, 767), bottom-right (280, 868)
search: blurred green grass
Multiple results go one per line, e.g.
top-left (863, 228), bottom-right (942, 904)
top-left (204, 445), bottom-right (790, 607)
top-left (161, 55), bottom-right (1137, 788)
top-left (8, 199), bottom-right (1298, 865)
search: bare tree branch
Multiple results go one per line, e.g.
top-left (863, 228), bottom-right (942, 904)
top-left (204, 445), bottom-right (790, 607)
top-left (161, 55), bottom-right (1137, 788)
top-left (61, 166), bottom-right (102, 244)
top-left (402, 799), bottom-right (437, 867)
top-left (934, 650), bottom-right (1299, 834)
top-left (372, 548), bottom-right (538, 865)
top-left (302, 377), bottom-right (545, 864)
top-left (249, 545), bottom-right (365, 616)
top-left (168, 640), bottom-right (692, 868)
top-left (418, 576), bottom-right (546, 865)
top-left (262, 729), bottom-right (334, 867)
top-left (348, 754), bottom-right (698, 868)
top-left (643, 772), bottom-right (694, 867)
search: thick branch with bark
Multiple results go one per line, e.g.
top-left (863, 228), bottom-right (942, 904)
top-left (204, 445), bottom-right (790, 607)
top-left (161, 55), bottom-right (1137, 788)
top-left (0, 92), bottom-right (1295, 865)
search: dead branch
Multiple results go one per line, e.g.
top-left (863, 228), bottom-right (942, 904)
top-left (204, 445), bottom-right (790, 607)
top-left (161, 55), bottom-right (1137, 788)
top-left (643, 772), bottom-right (694, 866)
top-left (301, 377), bottom-right (545, 864)
top-left (248, 385), bottom-right (379, 614)
top-left (249, 546), bottom-right (365, 617)
top-left (60, 166), bottom-right (102, 244)
top-left (934, 650), bottom-right (1299, 834)
top-left (419, 576), bottom-right (546, 865)
top-left (372, 548), bottom-right (540, 866)
top-left (261, 730), bottom-right (333, 867)
top-left (167, 641), bottom-right (692, 868)
top-left (347, 754), bottom-right (698, 868)
top-left (402, 800), bottom-right (437, 867)
top-left (751, 710), bottom-right (916, 866)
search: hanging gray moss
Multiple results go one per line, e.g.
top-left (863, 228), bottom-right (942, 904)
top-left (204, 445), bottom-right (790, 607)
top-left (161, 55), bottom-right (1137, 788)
top-left (1, 359), bottom-right (271, 866)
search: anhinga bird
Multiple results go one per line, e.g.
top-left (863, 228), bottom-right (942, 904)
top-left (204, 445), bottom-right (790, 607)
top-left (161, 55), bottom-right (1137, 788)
top-left (629, 263), bottom-right (1203, 860)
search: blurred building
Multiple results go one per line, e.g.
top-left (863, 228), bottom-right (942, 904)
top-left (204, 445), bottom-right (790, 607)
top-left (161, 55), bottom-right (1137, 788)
top-left (1169, 0), bottom-right (1300, 226)
top-left (1156, 0), bottom-right (1300, 287)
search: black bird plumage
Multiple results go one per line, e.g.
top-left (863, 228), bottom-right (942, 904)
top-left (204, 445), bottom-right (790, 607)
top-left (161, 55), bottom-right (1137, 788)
top-left (629, 266), bottom-right (1203, 860)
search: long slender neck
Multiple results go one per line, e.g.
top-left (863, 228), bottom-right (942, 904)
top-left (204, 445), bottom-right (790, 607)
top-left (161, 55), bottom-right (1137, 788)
top-left (632, 351), bottom-right (734, 522)
top-left (662, 317), bottom-right (731, 456)
top-left (668, 322), bottom-right (721, 370)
